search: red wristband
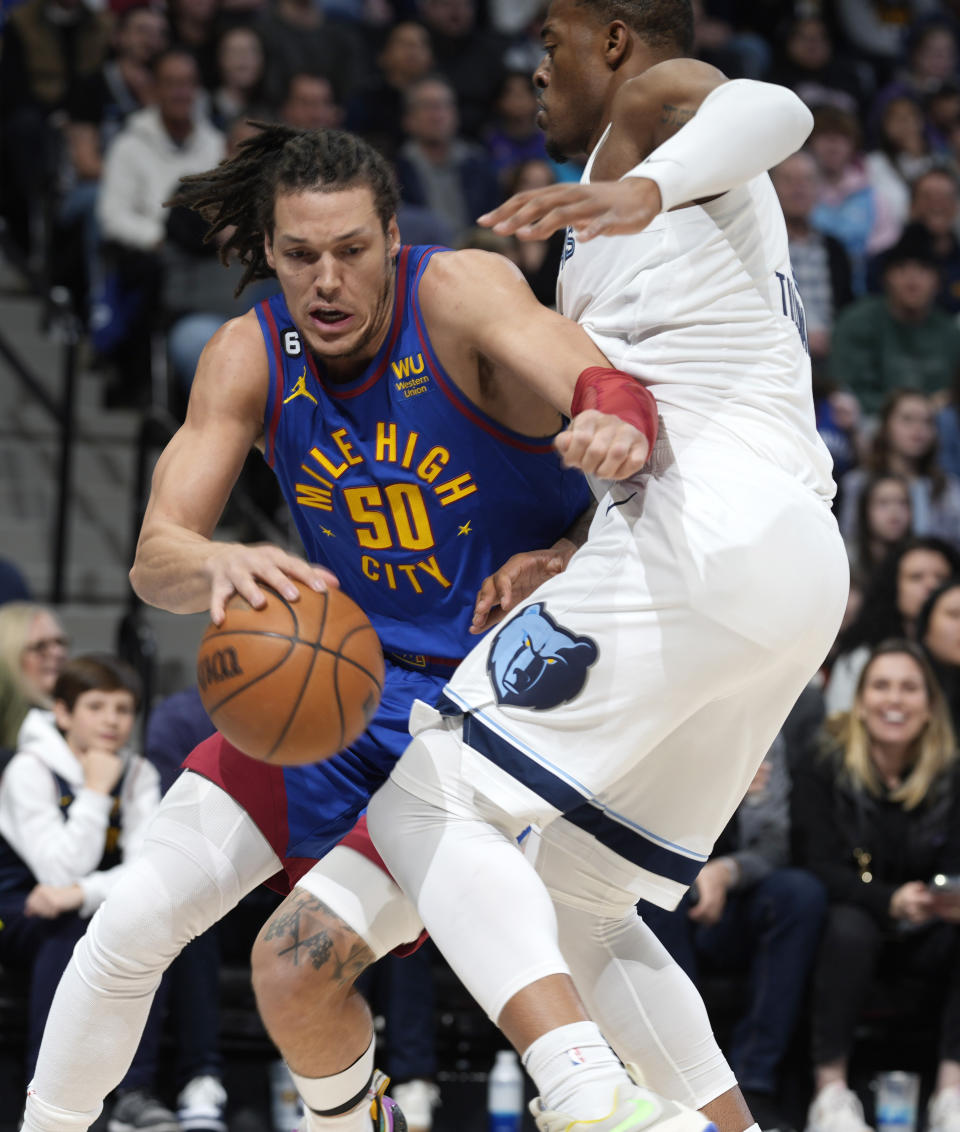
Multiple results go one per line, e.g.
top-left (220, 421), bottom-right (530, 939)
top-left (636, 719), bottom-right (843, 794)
top-left (571, 367), bottom-right (659, 449)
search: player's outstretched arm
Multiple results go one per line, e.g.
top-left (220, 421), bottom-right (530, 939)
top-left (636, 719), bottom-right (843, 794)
top-left (423, 250), bottom-right (654, 478)
top-left (480, 62), bottom-right (813, 242)
top-left (129, 313), bottom-right (334, 623)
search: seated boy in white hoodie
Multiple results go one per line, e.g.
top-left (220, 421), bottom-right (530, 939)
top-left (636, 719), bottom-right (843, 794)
top-left (0, 654), bottom-right (178, 1131)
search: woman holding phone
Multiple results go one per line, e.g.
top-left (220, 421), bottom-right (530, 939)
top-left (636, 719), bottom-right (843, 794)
top-left (792, 640), bottom-right (960, 1132)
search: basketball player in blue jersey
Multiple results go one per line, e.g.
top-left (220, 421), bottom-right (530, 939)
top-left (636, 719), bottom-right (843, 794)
top-left (22, 126), bottom-right (656, 1132)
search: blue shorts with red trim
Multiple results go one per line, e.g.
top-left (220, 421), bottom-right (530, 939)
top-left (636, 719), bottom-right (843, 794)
top-left (184, 661), bottom-right (449, 894)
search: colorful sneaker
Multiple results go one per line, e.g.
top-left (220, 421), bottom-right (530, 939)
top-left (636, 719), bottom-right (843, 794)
top-left (391, 1080), bottom-right (440, 1131)
top-left (928, 1087), bottom-right (960, 1132)
top-left (529, 1066), bottom-right (717, 1132)
top-left (805, 1083), bottom-right (873, 1132)
top-left (177, 1075), bottom-right (227, 1132)
top-left (370, 1070), bottom-right (408, 1132)
top-left (107, 1089), bottom-right (180, 1132)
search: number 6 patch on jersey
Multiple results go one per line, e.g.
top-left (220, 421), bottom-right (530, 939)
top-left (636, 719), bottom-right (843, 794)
top-left (283, 330), bottom-right (302, 356)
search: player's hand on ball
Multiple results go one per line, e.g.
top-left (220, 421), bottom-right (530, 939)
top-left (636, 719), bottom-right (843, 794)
top-left (471, 541), bottom-right (576, 634)
top-left (478, 178), bottom-right (662, 242)
top-left (555, 410), bottom-right (649, 479)
top-left (205, 542), bottom-right (338, 625)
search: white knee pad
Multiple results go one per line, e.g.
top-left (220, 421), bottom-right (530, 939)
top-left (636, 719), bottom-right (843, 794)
top-left (295, 846), bottom-right (424, 960)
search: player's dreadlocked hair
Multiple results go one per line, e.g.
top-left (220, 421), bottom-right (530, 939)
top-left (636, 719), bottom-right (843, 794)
top-left (167, 124), bottom-right (400, 295)
top-left (575, 0), bottom-right (694, 57)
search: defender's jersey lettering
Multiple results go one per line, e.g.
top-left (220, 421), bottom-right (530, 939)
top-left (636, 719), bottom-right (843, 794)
top-left (257, 246), bottom-right (591, 658)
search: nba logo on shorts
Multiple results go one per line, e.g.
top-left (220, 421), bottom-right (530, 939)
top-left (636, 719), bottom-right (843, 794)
top-left (568, 1048), bottom-right (587, 1066)
top-left (486, 603), bottom-right (597, 711)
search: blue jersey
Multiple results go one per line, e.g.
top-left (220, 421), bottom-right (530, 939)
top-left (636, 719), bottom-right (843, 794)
top-left (256, 244), bottom-right (589, 663)
top-left (186, 246), bottom-right (590, 879)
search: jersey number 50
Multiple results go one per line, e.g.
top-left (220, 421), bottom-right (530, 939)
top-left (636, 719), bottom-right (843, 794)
top-left (344, 484), bottom-right (435, 551)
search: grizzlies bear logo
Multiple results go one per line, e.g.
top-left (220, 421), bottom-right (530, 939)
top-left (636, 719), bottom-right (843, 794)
top-left (487, 603), bottom-right (598, 710)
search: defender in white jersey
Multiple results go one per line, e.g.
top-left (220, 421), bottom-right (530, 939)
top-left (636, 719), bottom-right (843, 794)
top-left (367, 3), bottom-right (849, 1132)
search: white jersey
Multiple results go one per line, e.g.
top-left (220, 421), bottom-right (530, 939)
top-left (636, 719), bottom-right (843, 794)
top-left (557, 131), bottom-right (837, 502)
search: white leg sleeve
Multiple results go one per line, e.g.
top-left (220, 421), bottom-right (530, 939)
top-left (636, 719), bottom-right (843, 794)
top-left (24, 772), bottom-right (280, 1128)
top-left (367, 775), bottom-right (570, 1023)
top-left (535, 823), bottom-right (736, 1110)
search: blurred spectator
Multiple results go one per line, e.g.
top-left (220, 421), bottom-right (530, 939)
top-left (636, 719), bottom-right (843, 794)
top-left (416, 0), bottom-right (508, 138)
top-left (0, 603), bottom-right (69, 752)
top-left (814, 380), bottom-right (861, 490)
top-left (926, 78), bottom-right (960, 152)
top-left (278, 71), bottom-right (344, 130)
top-left (918, 578), bottom-right (960, 733)
top-left (0, 655), bottom-right (175, 1127)
top-left (808, 105), bottom-right (892, 294)
top-left (865, 91), bottom-right (945, 245)
top-left (768, 15), bottom-right (872, 118)
top-left (503, 159), bottom-right (564, 307)
top-left (829, 232), bottom-right (960, 415)
top-left (882, 19), bottom-right (960, 104)
top-left (59, 2), bottom-right (169, 310)
top-left (483, 70), bottom-right (548, 183)
top-left (833, 0), bottom-right (929, 75)
top-left (345, 20), bottom-right (434, 158)
top-left (209, 24), bottom-right (267, 129)
top-left (168, 0), bottom-right (220, 88)
top-left (255, 0), bottom-right (364, 112)
top-left (793, 640), bottom-right (960, 1132)
top-left (847, 472), bottom-right (913, 585)
top-left (771, 151), bottom-right (854, 360)
top-left (690, 0), bottom-right (770, 80)
top-left (938, 363), bottom-right (960, 481)
top-left (396, 74), bottom-right (499, 243)
top-left (487, 0), bottom-right (540, 37)
top-left (840, 389), bottom-right (960, 545)
top-left (900, 172), bottom-right (960, 313)
top-left (94, 48), bottom-right (225, 406)
top-left (825, 536), bottom-right (960, 715)
top-left (641, 734), bottom-right (825, 1132)
top-left (0, 561), bottom-right (32, 607)
top-left (0, 0), bottom-right (112, 260)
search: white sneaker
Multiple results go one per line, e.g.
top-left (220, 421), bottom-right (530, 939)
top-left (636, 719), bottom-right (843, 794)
top-left (805, 1083), bottom-right (873, 1132)
top-left (176, 1075), bottom-right (227, 1132)
top-left (530, 1066), bottom-right (715, 1132)
top-left (928, 1087), bottom-right (960, 1132)
top-left (390, 1080), bottom-right (440, 1131)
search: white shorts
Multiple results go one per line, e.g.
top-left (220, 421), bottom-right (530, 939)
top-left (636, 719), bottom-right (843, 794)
top-left (390, 439), bottom-right (848, 909)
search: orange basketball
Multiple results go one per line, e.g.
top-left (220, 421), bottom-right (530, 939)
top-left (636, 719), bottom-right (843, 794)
top-left (196, 582), bottom-right (384, 765)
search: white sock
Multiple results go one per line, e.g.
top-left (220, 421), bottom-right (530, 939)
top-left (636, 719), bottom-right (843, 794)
top-left (22, 1086), bottom-right (101, 1132)
top-left (522, 1021), bottom-right (633, 1119)
top-left (291, 1034), bottom-right (376, 1128)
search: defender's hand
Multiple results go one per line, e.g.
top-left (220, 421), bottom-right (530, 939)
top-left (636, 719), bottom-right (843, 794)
top-left (478, 179), bottom-right (663, 242)
top-left (471, 540), bottom-right (577, 634)
top-left (555, 410), bottom-right (649, 479)
top-left (205, 543), bottom-right (339, 625)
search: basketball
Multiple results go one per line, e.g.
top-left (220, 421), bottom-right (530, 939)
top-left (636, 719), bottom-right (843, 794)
top-left (196, 582), bottom-right (384, 765)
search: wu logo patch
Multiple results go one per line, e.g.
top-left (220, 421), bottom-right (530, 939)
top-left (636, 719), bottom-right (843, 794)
top-left (487, 602), bottom-right (597, 710)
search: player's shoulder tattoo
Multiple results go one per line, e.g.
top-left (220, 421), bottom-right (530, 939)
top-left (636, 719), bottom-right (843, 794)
top-left (660, 102), bottom-right (695, 129)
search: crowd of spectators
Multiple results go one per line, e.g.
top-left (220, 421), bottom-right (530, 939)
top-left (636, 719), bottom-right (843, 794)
top-left (6, 1), bottom-right (960, 1131)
